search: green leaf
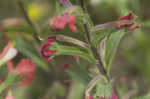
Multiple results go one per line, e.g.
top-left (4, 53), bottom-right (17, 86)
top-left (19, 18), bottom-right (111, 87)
top-left (95, 80), bottom-right (113, 98)
top-left (104, 29), bottom-right (126, 73)
top-left (92, 28), bottom-right (116, 47)
top-left (67, 65), bottom-right (91, 85)
top-left (15, 37), bottom-right (50, 72)
top-left (52, 43), bottom-right (97, 63)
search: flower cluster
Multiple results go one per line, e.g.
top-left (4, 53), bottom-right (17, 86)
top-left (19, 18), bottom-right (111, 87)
top-left (50, 13), bottom-right (78, 33)
top-left (40, 37), bottom-right (57, 61)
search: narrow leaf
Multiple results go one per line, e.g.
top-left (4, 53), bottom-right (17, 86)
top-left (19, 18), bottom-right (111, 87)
top-left (104, 29), bottom-right (126, 73)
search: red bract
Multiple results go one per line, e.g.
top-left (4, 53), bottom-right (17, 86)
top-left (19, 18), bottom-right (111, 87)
top-left (50, 13), bottom-right (77, 32)
top-left (6, 59), bottom-right (35, 86)
top-left (61, 63), bottom-right (70, 70)
top-left (40, 38), bottom-right (56, 61)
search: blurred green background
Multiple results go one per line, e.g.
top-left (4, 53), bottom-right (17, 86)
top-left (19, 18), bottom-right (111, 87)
top-left (0, 0), bottom-right (150, 99)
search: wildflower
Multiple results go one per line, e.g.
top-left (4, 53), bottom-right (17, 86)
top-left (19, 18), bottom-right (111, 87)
top-left (0, 42), bottom-right (17, 66)
top-left (61, 63), bottom-right (70, 70)
top-left (111, 93), bottom-right (118, 99)
top-left (50, 13), bottom-right (77, 32)
top-left (40, 37), bottom-right (56, 61)
top-left (67, 14), bottom-right (78, 32)
top-left (116, 13), bottom-right (143, 31)
top-left (89, 96), bottom-right (93, 99)
top-left (6, 59), bottom-right (35, 86)
top-left (5, 95), bottom-right (14, 99)
top-left (50, 15), bottom-right (67, 30)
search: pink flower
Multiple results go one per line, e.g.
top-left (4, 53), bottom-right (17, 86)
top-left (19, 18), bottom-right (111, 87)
top-left (0, 42), bottom-right (18, 66)
top-left (111, 93), bottom-right (118, 99)
top-left (61, 63), bottom-right (70, 70)
top-left (89, 96), bottom-right (93, 99)
top-left (50, 13), bottom-right (77, 32)
top-left (50, 15), bottom-right (67, 30)
top-left (67, 14), bottom-right (78, 32)
top-left (40, 38), bottom-right (56, 61)
top-left (6, 59), bottom-right (35, 86)
top-left (5, 96), bottom-right (14, 99)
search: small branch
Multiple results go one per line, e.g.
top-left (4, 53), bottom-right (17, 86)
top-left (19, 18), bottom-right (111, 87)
top-left (84, 23), bottom-right (109, 80)
top-left (85, 75), bottom-right (100, 99)
top-left (91, 21), bottom-right (117, 33)
top-left (17, 0), bottom-right (40, 43)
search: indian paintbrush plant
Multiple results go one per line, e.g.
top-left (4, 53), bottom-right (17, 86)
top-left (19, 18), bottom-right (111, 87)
top-left (0, 0), bottom-right (143, 99)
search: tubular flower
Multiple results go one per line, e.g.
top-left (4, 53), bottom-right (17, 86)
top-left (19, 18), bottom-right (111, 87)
top-left (116, 13), bottom-right (143, 31)
top-left (6, 59), bottom-right (35, 86)
top-left (0, 42), bottom-right (18, 66)
top-left (50, 13), bottom-right (77, 32)
top-left (40, 38), bottom-right (56, 61)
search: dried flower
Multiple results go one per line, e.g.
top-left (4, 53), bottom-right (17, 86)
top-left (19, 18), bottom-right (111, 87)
top-left (6, 59), bottom-right (35, 86)
top-left (40, 38), bottom-right (56, 61)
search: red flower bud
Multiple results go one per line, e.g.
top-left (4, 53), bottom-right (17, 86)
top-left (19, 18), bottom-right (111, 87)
top-left (116, 13), bottom-right (137, 29)
top-left (40, 38), bottom-right (56, 61)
